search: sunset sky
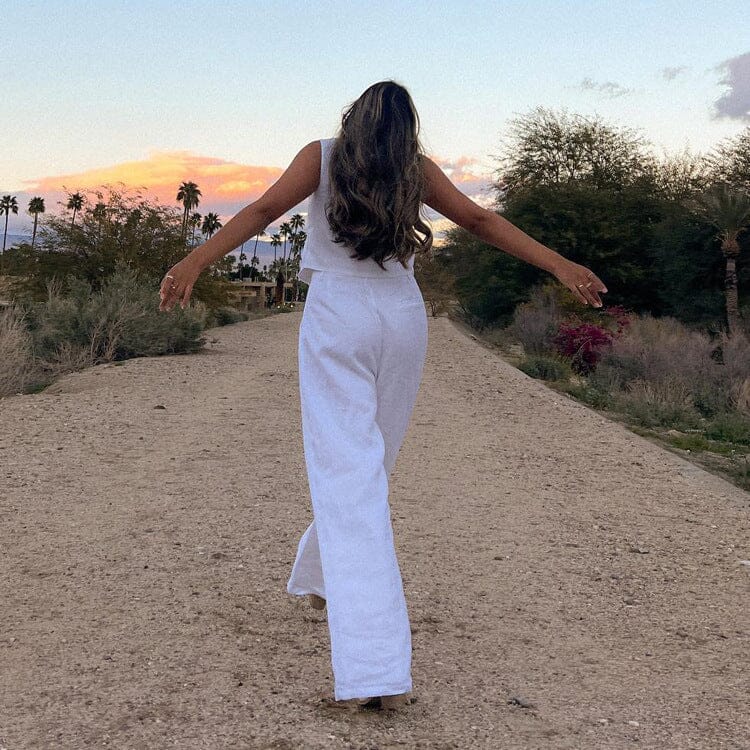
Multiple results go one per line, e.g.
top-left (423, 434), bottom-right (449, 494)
top-left (2, 0), bottom-right (749, 239)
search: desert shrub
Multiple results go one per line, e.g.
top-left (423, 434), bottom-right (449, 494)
top-left (588, 351), bottom-right (645, 392)
top-left (518, 353), bottom-right (573, 381)
top-left (606, 313), bottom-right (715, 382)
top-left (0, 306), bottom-right (36, 397)
top-left (20, 262), bottom-right (207, 367)
top-left (704, 411), bottom-right (750, 445)
top-left (593, 312), bottom-right (724, 410)
top-left (711, 331), bottom-right (750, 415)
top-left (614, 376), bottom-right (702, 429)
top-left (561, 382), bottom-right (614, 409)
top-left (507, 282), bottom-right (565, 355)
top-left (729, 375), bottom-right (750, 416)
top-left (414, 250), bottom-right (456, 317)
top-left (666, 433), bottom-right (713, 452)
top-left (206, 306), bottom-right (249, 327)
top-left (481, 324), bottom-right (518, 350)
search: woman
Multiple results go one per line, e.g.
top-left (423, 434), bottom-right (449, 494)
top-left (159, 80), bottom-right (607, 711)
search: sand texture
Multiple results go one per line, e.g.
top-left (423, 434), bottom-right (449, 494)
top-left (1, 310), bottom-right (748, 749)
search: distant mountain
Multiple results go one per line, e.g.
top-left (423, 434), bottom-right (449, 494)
top-left (228, 239), bottom-right (290, 270)
top-left (1, 233), bottom-right (32, 248)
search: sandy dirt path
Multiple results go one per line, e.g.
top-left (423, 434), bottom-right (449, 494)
top-left (1, 309), bottom-right (748, 750)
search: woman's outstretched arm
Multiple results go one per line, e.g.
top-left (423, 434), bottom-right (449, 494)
top-left (421, 156), bottom-right (607, 307)
top-left (160, 141), bottom-right (321, 311)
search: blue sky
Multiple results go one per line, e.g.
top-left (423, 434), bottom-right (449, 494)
top-left (2, 0), bottom-right (749, 235)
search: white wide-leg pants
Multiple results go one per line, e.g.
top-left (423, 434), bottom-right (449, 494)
top-left (287, 268), bottom-right (428, 701)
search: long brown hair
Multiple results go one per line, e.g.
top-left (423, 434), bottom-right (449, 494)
top-left (326, 80), bottom-right (433, 268)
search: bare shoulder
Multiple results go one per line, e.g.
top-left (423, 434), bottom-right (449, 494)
top-left (252, 140), bottom-right (322, 224)
top-left (298, 139), bottom-right (322, 172)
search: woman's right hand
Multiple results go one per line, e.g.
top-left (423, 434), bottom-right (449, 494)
top-left (159, 258), bottom-right (201, 312)
top-left (552, 259), bottom-right (608, 308)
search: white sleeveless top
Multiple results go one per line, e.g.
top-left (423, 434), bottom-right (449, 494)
top-left (298, 137), bottom-right (416, 285)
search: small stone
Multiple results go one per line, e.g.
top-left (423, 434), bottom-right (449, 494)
top-left (153, 404), bottom-right (166, 410)
top-left (508, 695), bottom-right (535, 709)
top-left (628, 720), bottom-right (640, 727)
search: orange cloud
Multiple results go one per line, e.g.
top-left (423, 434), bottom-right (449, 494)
top-left (430, 154), bottom-right (493, 185)
top-left (19, 150), bottom-right (495, 234)
top-left (24, 150), bottom-right (283, 204)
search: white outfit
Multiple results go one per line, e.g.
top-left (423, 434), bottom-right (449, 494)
top-left (296, 138), bottom-right (415, 286)
top-left (287, 137), bottom-right (428, 700)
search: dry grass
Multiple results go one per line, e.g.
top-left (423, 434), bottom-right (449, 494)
top-left (0, 306), bottom-right (36, 397)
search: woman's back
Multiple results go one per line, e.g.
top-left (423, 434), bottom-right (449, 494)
top-left (298, 138), bottom-right (416, 285)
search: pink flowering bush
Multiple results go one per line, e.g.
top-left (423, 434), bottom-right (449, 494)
top-left (552, 305), bottom-right (632, 375)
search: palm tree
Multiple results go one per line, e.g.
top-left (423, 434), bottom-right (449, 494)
top-left (189, 212), bottom-right (202, 245)
top-left (176, 181), bottom-right (201, 238)
top-left (270, 233), bottom-right (281, 261)
top-left (252, 229), bottom-right (265, 268)
top-left (27, 196), bottom-right (45, 249)
top-left (689, 181), bottom-right (750, 336)
top-left (1, 195), bottom-right (19, 256)
top-left (238, 241), bottom-right (247, 280)
top-left (92, 202), bottom-right (107, 242)
top-left (289, 213), bottom-right (305, 235)
top-left (201, 212), bottom-right (222, 239)
top-left (291, 229), bottom-right (306, 259)
top-left (67, 192), bottom-right (84, 227)
top-left (279, 221), bottom-right (292, 263)
top-left (288, 214), bottom-right (306, 292)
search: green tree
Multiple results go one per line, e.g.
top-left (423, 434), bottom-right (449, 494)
top-left (28, 196), bottom-right (45, 249)
top-left (440, 222), bottom-right (537, 330)
top-left (651, 148), bottom-right (712, 203)
top-left (414, 248), bottom-right (456, 317)
top-left (493, 106), bottom-right (657, 202)
top-left (10, 185), bottom-right (230, 312)
top-left (705, 126), bottom-right (750, 191)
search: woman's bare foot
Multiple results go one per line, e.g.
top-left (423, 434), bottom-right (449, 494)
top-left (307, 594), bottom-right (326, 610)
top-left (318, 692), bottom-right (415, 713)
top-left (380, 692), bottom-right (415, 710)
top-left (357, 692), bottom-right (415, 711)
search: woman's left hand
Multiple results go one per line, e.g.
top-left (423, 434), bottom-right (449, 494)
top-left (159, 258), bottom-right (201, 312)
top-left (553, 259), bottom-right (608, 308)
